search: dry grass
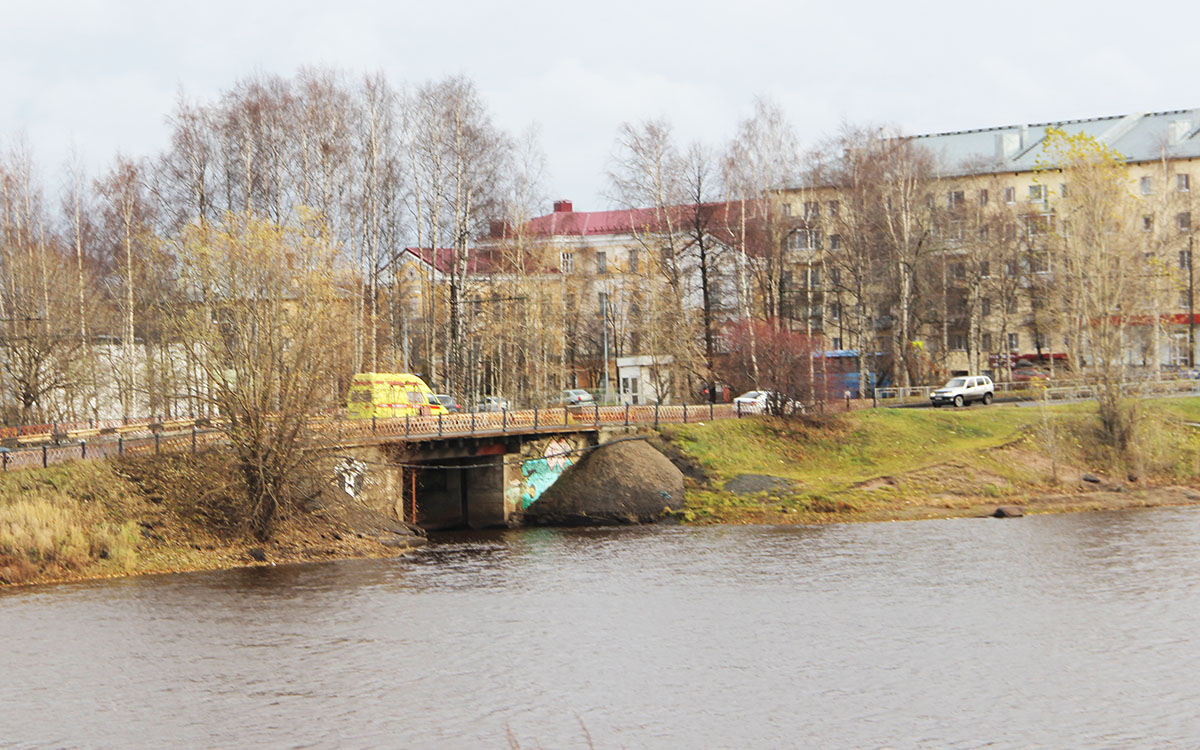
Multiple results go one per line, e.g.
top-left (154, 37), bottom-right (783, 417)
top-left (0, 493), bottom-right (140, 584)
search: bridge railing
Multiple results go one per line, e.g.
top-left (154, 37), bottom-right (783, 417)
top-left (0, 402), bottom-right (744, 472)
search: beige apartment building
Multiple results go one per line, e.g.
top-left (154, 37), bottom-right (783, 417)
top-left (777, 109), bottom-right (1199, 384)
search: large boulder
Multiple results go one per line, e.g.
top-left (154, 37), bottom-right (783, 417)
top-left (524, 438), bottom-right (685, 526)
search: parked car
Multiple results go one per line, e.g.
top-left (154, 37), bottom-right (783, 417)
top-left (733, 390), bottom-right (798, 414)
top-left (557, 389), bottom-right (595, 406)
top-left (434, 394), bottom-right (461, 413)
top-left (474, 396), bottom-right (511, 412)
top-left (930, 375), bottom-right (994, 407)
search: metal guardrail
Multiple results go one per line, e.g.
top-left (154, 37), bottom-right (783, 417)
top-left (0, 402), bottom-right (744, 472)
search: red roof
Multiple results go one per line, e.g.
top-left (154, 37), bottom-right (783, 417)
top-left (404, 247), bottom-right (499, 275)
top-left (522, 202), bottom-right (745, 239)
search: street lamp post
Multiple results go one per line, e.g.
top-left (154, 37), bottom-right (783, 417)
top-left (1189, 233), bottom-right (1196, 369)
top-left (601, 293), bottom-right (611, 404)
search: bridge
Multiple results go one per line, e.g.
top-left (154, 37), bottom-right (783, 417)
top-left (0, 403), bottom-right (744, 531)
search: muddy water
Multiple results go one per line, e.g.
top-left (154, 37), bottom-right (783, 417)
top-left (4, 509), bottom-right (1200, 748)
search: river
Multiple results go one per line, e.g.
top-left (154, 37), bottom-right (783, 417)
top-left (4, 508), bottom-right (1200, 748)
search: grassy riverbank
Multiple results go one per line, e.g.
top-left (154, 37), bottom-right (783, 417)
top-left (659, 398), bottom-right (1200, 524)
top-left (0, 452), bottom-right (414, 587)
top-left (7, 397), bottom-right (1200, 587)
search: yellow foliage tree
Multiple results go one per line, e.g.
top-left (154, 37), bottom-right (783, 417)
top-left (1037, 127), bottom-right (1151, 454)
top-left (172, 212), bottom-right (350, 539)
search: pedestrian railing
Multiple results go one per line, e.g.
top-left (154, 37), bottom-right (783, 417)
top-left (876, 377), bottom-right (1200, 406)
top-left (0, 402), bottom-right (742, 472)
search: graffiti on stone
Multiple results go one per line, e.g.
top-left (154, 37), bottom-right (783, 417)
top-left (518, 437), bottom-right (577, 509)
top-left (334, 457), bottom-right (368, 497)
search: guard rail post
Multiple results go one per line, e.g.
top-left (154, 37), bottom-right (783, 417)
top-left (405, 414), bottom-right (411, 438)
top-left (709, 402), bottom-right (714, 421)
top-left (502, 409), bottom-right (508, 433)
top-left (624, 403), bottom-right (630, 426)
top-left (683, 402), bottom-right (688, 423)
top-left (594, 402), bottom-right (599, 428)
top-left (737, 401), bottom-right (742, 418)
top-left (534, 406), bottom-right (539, 429)
top-left (471, 411), bottom-right (476, 435)
top-left (80, 440), bottom-right (86, 460)
top-left (118, 435), bottom-right (124, 455)
top-left (42, 445), bottom-right (48, 468)
top-left (438, 413), bottom-right (444, 438)
top-left (192, 425), bottom-right (197, 454)
top-left (155, 433), bottom-right (161, 455)
top-left (372, 415), bottom-right (377, 434)
top-left (2, 452), bottom-right (7, 471)
top-left (654, 402), bottom-right (660, 429)
top-left (564, 406), bottom-right (569, 428)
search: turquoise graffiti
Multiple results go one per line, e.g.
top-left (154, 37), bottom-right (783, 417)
top-left (519, 438), bottom-right (574, 509)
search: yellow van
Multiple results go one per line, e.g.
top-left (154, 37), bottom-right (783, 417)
top-left (346, 373), bottom-right (448, 419)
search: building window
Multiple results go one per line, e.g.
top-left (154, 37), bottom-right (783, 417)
top-left (1003, 187), bottom-right (1016, 204)
top-left (1008, 332), bottom-right (1019, 351)
top-left (948, 190), bottom-right (965, 208)
top-left (1003, 223), bottom-right (1017, 241)
top-left (1143, 215), bottom-right (1154, 232)
top-left (831, 337), bottom-right (843, 350)
top-left (950, 332), bottom-right (967, 351)
top-left (596, 251), bottom-right (607, 274)
top-left (827, 200), bottom-right (840, 217)
top-left (628, 249), bottom-right (639, 273)
top-left (979, 189), bottom-right (989, 206)
top-left (808, 267), bottom-right (820, 289)
top-left (1004, 260), bottom-right (1018, 277)
top-left (1060, 183), bottom-right (1068, 199)
top-left (560, 252), bottom-right (574, 273)
top-left (788, 229), bottom-right (821, 251)
top-left (952, 262), bottom-right (965, 279)
top-left (1006, 296), bottom-right (1018, 314)
top-left (982, 332), bottom-right (993, 351)
top-left (1180, 249), bottom-right (1192, 270)
top-left (1178, 174), bottom-right (1191, 192)
top-left (803, 201), bottom-right (820, 220)
top-left (981, 261), bottom-right (991, 277)
top-left (782, 203), bottom-right (792, 217)
top-left (1141, 176), bottom-right (1153, 195)
top-left (982, 297), bottom-right (991, 316)
top-left (1179, 212), bottom-right (1192, 232)
top-left (1030, 252), bottom-right (1050, 274)
top-left (829, 301), bottom-right (842, 320)
top-left (830, 267), bottom-right (842, 286)
top-left (597, 291), bottom-right (609, 316)
top-left (829, 234), bottom-right (841, 251)
top-left (1028, 184), bottom-right (1044, 202)
top-left (979, 226), bottom-right (990, 240)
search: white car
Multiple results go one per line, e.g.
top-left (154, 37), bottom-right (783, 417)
top-left (734, 390), bottom-right (796, 414)
top-left (930, 376), bottom-right (994, 407)
top-left (474, 396), bottom-right (511, 412)
top-left (558, 389), bottom-right (595, 406)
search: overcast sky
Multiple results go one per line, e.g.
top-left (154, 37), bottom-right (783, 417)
top-left (3, 0), bottom-right (1197, 212)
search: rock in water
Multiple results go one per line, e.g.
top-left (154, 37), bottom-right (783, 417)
top-left (991, 505), bottom-right (1025, 518)
top-left (524, 439), bottom-right (685, 526)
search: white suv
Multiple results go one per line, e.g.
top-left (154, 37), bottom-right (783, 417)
top-left (930, 375), bottom-right (994, 407)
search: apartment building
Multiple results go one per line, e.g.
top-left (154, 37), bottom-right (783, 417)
top-left (779, 109), bottom-right (1199, 383)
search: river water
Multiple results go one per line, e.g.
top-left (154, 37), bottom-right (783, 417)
top-left (4, 509), bottom-right (1200, 749)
